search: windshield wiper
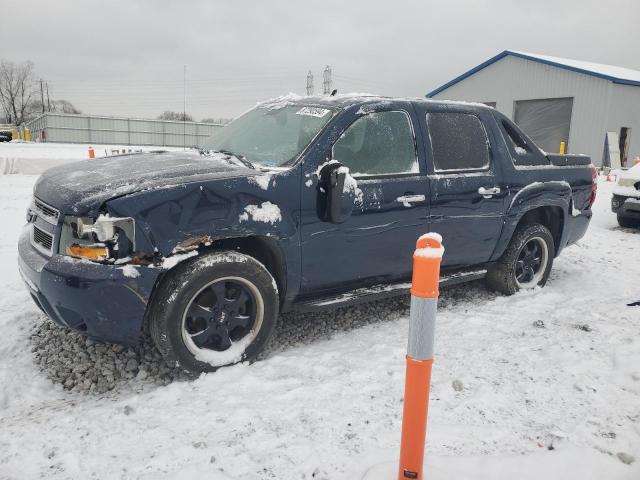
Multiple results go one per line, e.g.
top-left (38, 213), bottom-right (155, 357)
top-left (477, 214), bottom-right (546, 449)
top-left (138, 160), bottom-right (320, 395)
top-left (215, 149), bottom-right (255, 169)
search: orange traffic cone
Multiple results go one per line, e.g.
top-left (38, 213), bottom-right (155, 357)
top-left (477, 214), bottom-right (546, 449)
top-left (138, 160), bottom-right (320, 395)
top-left (88, 146), bottom-right (95, 159)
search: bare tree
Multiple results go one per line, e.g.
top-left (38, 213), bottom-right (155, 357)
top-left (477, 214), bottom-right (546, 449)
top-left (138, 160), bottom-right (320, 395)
top-left (0, 60), bottom-right (37, 125)
top-left (158, 110), bottom-right (193, 122)
top-left (52, 99), bottom-right (81, 114)
top-left (202, 117), bottom-right (233, 124)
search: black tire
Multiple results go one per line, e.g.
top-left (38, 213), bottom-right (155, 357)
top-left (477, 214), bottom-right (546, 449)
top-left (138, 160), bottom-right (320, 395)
top-left (486, 223), bottom-right (555, 295)
top-left (617, 214), bottom-right (639, 228)
top-left (148, 250), bottom-right (279, 373)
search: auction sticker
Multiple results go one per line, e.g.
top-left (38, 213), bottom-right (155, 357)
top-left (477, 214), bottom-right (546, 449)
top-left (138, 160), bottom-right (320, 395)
top-left (296, 107), bottom-right (331, 118)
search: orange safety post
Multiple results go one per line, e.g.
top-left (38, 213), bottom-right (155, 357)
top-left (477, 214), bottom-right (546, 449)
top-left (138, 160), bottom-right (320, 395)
top-left (397, 233), bottom-right (444, 480)
top-left (88, 146), bottom-right (95, 159)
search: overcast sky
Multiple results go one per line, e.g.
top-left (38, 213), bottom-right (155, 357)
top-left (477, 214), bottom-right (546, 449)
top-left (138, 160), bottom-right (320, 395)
top-left (3, 0), bottom-right (639, 120)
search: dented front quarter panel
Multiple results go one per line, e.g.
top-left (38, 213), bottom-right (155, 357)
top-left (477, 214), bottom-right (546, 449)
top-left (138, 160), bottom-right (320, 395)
top-left (103, 168), bottom-right (301, 286)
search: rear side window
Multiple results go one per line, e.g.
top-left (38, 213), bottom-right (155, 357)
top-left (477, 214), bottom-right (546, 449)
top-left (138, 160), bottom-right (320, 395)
top-left (427, 112), bottom-right (490, 172)
top-left (332, 111), bottom-right (418, 175)
top-left (499, 117), bottom-right (549, 166)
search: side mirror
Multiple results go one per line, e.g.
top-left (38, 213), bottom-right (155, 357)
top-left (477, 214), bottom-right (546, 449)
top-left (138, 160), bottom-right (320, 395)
top-left (317, 162), bottom-right (355, 223)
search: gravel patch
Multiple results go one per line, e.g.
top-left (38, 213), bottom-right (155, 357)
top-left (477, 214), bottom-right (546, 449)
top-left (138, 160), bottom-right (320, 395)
top-left (30, 321), bottom-right (185, 394)
top-left (29, 282), bottom-right (489, 395)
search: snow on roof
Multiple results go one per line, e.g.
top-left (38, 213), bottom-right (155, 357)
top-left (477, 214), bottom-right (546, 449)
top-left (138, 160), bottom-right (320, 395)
top-left (427, 50), bottom-right (640, 97)
top-left (510, 50), bottom-right (640, 83)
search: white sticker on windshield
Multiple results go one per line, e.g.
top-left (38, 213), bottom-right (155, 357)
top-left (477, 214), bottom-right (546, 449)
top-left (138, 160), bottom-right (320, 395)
top-left (296, 107), bottom-right (331, 118)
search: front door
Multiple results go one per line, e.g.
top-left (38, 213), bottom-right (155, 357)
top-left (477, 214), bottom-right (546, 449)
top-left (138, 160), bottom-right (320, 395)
top-left (299, 103), bottom-right (429, 294)
top-left (415, 105), bottom-right (506, 269)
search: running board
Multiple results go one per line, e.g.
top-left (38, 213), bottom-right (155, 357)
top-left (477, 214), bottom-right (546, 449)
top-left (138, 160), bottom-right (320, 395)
top-left (294, 269), bottom-right (487, 312)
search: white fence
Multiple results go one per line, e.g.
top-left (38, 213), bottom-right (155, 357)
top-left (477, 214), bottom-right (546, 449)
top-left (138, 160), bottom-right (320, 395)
top-left (25, 113), bottom-right (223, 148)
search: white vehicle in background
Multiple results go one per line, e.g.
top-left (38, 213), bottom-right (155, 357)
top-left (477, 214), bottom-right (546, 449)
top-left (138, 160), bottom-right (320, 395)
top-left (611, 163), bottom-right (640, 228)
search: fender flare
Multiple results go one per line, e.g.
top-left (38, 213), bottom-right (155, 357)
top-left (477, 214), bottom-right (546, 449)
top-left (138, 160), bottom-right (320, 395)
top-left (492, 181), bottom-right (572, 261)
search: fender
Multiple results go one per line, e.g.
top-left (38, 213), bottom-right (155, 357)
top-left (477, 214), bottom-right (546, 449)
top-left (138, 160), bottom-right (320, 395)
top-left (491, 181), bottom-right (571, 261)
top-left (102, 168), bottom-right (302, 300)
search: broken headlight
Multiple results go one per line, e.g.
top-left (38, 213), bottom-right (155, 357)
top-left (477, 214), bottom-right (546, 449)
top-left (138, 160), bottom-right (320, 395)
top-left (59, 215), bottom-right (136, 262)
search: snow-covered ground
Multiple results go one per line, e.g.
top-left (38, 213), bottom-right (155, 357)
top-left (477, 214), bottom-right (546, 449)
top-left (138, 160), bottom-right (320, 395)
top-left (0, 142), bottom-right (194, 174)
top-left (0, 175), bottom-right (638, 480)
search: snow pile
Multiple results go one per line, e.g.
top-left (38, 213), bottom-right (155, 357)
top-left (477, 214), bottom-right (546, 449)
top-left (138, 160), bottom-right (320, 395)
top-left (120, 264), bottom-right (140, 278)
top-left (247, 173), bottom-right (273, 190)
top-left (239, 201), bottom-right (282, 224)
top-left (194, 333), bottom-right (255, 367)
top-left (514, 146), bottom-right (527, 155)
top-left (338, 165), bottom-right (364, 206)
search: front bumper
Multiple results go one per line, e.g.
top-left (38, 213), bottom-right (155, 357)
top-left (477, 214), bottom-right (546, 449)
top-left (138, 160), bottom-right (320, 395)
top-left (18, 228), bottom-right (161, 345)
top-left (612, 194), bottom-right (640, 220)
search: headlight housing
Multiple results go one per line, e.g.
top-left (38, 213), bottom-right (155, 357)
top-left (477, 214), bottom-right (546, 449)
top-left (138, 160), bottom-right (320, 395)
top-left (60, 214), bottom-right (136, 262)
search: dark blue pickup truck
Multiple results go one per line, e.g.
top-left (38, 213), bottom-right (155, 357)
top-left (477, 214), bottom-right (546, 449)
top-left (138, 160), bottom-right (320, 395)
top-left (18, 95), bottom-right (596, 372)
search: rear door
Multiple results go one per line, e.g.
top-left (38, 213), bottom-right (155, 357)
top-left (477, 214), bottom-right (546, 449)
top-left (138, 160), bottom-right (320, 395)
top-left (299, 102), bottom-right (430, 293)
top-left (415, 104), bottom-right (506, 269)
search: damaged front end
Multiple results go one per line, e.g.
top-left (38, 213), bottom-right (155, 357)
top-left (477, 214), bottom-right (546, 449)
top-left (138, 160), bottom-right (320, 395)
top-left (60, 214), bottom-right (135, 262)
top-left (57, 213), bottom-right (157, 266)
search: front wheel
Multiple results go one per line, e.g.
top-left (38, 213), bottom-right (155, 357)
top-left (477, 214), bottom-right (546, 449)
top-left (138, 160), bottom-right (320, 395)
top-left (486, 223), bottom-right (555, 295)
top-left (149, 251), bottom-right (279, 373)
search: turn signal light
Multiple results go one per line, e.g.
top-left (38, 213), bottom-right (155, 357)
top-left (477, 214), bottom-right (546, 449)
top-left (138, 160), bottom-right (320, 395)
top-left (66, 244), bottom-right (109, 261)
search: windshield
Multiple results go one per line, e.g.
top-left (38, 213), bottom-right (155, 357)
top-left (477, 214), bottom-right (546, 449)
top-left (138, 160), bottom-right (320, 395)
top-left (201, 104), bottom-right (336, 168)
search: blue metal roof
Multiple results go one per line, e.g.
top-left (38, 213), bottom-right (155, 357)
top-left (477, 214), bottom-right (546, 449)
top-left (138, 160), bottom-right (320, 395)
top-left (426, 50), bottom-right (640, 97)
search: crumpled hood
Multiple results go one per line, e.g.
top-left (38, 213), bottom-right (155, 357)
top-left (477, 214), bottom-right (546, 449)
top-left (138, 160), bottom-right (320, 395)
top-left (33, 151), bottom-right (251, 216)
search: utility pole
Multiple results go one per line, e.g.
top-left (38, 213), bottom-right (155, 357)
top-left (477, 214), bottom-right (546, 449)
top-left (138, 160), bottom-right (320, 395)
top-left (39, 79), bottom-right (45, 114)
top-left (306, 70), bottom-right (314, 95)
top-left (183, 64), bottom-right (186, 150)
top-left (45, 83), bottom-right (51, 112)
top-left (322, 66), bottom-right (332, 95)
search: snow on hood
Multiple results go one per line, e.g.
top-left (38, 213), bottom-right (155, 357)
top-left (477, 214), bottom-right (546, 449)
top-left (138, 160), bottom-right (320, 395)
top-left (33, 151), bottom-right (252, 216)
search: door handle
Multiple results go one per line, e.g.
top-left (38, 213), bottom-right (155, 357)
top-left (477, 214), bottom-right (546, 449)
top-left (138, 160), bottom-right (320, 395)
top-left (478, 186), bottom-right (501, 198)
top-left (396, 194), bottom-right (426, 206)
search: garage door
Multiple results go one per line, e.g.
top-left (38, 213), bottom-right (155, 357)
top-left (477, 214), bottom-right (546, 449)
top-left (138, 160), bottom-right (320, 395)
top-left (514, 97), bottom-right (573, 153)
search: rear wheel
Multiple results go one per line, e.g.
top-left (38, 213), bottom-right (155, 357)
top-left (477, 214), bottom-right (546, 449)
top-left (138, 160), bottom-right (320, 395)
top-left (149, 251), bottom-right (278, 373)
top-left (617, 214), bottom-right (639, 228)
top-left (486, 223), bottom-right (555, 295)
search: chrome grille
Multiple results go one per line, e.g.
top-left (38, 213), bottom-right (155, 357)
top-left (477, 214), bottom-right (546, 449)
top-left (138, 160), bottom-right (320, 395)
top-left (33, 197), bottom-right (60, 224)
top-left (32, 225), bottom-right (54, 255)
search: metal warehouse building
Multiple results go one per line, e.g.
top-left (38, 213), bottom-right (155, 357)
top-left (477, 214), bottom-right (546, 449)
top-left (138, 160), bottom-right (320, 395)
top-left (427, 50), bottom-right (640, 168)
top-left (25, 113), bottom-right (223, 148)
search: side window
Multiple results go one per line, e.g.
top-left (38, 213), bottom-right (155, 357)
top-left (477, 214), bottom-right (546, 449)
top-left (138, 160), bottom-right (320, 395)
top-left (427, 112), bottom-right (490, 172)
top-left (502, 119), bottom-right (529, 153)
top-left (499, 118), bottom-right (548, 166)
top-left (332, 111), bottom-right (417, 175)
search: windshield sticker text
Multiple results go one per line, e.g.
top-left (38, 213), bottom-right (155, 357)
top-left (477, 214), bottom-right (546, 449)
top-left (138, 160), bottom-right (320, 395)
top-left (296, 107), bottom-right (331, 118)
